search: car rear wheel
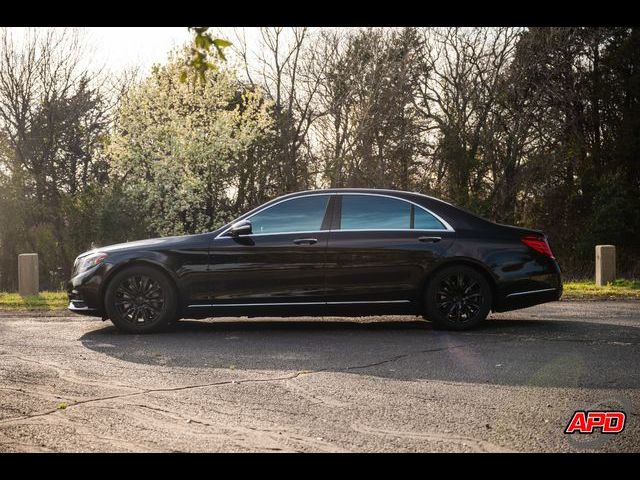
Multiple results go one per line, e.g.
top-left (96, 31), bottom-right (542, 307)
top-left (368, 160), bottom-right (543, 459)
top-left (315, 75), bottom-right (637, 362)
top-left (105, 265), bottom-right (177, 334)
top-left (424, 265), bottom-right (492, 330)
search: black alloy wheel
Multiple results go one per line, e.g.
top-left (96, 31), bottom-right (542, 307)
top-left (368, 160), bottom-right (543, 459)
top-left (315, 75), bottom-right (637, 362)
top-left (114, 275), bottom-right (164, 325)
top-left (105, 265), bottom-right (177, 333)
top-left (425, 265), bottom-right (492, 330)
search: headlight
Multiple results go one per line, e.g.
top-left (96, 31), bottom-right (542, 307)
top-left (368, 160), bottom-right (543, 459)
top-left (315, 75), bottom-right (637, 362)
top-left (74, 252), bottom-right (108, 275)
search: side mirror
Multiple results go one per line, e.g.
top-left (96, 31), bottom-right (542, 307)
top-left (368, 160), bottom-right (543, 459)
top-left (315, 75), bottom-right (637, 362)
top-left (229, 220), bottom-right (252, 236)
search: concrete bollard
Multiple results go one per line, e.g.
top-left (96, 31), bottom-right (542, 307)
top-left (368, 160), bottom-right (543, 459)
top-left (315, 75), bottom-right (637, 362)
top-left (595, 245), bottom-right (616, 287)
top-left (18, 253), bottom-right (39, 296)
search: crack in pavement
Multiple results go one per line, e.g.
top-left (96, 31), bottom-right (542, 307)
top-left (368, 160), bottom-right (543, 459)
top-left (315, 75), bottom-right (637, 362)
top-left (0, 342), bottom-right (476, 427)
top-left (0, 385), bottom-right (70, 403)
top-left (0, 370), bottom-right (316, 426)
top-left (0, 353), bottom-right (141, 392)
top-left (96, 401), bottom-right (339, 452)
top-left (342, 343), bottom-right (473, 371)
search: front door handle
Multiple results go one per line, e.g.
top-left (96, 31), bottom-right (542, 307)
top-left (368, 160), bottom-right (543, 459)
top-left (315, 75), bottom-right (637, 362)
top-left (293, 238), bottom-right (318, 245)
top-left (418, 236), bottom-right (441, 243)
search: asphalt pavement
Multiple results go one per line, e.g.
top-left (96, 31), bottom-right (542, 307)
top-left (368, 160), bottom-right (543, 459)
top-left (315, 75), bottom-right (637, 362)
top-left (0, 300), bottom-right (639, 452)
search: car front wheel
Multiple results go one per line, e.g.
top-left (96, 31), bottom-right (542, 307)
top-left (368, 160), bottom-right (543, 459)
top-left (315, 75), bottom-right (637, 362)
top-left (104, 265), bottom-right (177, 334)
top-left (424, 265), bottom-right (492, 330)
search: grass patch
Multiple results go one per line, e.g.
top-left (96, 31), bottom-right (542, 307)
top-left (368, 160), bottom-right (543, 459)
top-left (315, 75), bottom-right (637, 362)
top-left (0, 291), bottom-right (68, 311)
top-left (563, 279), bottom-right (640, 300)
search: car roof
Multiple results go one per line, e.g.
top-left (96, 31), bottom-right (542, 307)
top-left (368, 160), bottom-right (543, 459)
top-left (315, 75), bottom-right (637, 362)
top-left (284, 188), bottom-right (454, 206)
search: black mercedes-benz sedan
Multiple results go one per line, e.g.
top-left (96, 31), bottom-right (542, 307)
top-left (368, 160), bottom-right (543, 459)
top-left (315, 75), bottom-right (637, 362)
top-left (67, 188), bottom-right (562, 333)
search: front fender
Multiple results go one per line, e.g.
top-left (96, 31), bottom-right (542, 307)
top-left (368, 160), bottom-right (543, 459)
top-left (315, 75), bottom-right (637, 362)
top-left (97, 251), bottom-right (184, 313)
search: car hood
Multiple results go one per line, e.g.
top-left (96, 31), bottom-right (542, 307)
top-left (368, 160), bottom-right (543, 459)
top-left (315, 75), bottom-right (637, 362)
top-left (76, 233), bottom-right (212, 258)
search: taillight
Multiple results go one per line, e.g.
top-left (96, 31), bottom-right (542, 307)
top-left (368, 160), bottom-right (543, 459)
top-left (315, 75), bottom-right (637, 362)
top-left (521, 235), bottom-right (555, 259)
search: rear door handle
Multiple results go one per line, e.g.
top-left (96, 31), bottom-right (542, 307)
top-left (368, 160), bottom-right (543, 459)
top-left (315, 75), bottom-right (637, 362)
top-left (418, 236), bottom-right (441, 243)
top-left (293, 238), bottom-right (318, 245)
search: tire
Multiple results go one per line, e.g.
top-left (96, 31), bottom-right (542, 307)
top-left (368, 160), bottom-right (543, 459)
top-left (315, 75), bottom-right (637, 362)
top-left (104, 265), bottom-right (177, 334)
top-left (424, 265), bottom-right (492, 331)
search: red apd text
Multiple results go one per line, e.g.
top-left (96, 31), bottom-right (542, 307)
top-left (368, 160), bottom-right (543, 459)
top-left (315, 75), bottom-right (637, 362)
top-left (565, 411), bottom-right (626, 434)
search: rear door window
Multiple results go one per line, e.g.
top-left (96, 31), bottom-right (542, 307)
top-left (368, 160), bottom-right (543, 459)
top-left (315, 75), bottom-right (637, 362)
top-left (340, 195), bottom-right (410, 230)
top-left (339, 195), bottom-right (446, 230)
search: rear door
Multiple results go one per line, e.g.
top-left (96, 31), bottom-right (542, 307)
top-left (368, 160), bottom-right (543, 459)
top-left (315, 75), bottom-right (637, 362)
top-left (325, 193), bottom-right (455, 305)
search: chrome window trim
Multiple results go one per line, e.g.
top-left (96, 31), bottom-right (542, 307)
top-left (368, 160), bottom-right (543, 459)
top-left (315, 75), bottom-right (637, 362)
top-left (214, 191), bottom-right (455, 239)
top-left (506, 287), bottom-right (557, 298)
top-left (218, 228), bottom-right (451, 239)
top-left (187, 299), bottom-right (411, 308)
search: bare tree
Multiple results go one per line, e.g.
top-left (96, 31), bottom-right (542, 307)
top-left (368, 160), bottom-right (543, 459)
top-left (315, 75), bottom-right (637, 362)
top-left (0, 27), bottom-right (112, 287)
top-left (232, 27), bottom-right (326, 194)
top-left (412, 27), bottom-right (521, 207)
top-left (309, 28), bottom-right (425, 190)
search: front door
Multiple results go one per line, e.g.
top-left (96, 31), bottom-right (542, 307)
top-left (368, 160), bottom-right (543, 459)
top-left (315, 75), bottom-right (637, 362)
top-left (205, 194), bottom-right (334, 308)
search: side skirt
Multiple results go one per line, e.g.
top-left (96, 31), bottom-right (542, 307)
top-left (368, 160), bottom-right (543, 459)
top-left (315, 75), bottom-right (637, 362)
top-left (181, 300), bottom-right (418, 319)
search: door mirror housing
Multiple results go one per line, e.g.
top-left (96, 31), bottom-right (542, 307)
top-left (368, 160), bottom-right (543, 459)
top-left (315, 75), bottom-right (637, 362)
top-left (229, 220), bottom-right (252, 236)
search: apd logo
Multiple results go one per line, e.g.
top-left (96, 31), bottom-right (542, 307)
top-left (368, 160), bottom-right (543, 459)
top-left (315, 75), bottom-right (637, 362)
top-left (564, 397), bottom-right (630, 449)
top-left (565, 411), bottom-right (626, 434)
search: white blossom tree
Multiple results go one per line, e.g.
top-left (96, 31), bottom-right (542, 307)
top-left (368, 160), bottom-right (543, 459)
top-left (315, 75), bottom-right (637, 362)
top-left (108, 51), bottom-right (274, 236)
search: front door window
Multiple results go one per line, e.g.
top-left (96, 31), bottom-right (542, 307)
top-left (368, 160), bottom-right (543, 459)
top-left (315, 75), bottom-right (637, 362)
top-left (248, 195), bottom-right (330, 235)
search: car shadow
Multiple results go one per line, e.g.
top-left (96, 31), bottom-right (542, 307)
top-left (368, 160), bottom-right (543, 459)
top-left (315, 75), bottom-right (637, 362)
top-left (79, 316), bottom-right (640, 389)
